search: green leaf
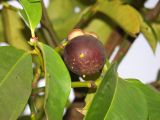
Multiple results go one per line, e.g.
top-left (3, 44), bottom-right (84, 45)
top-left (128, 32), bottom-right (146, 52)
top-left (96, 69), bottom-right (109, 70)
top-left (152, 23), bottom-right (160, 42)
top-left (84, 16), bottom-right (113, 44)
top-left (2, 8), bottom-right (30, 51)
top-left (79, 60), bottom-right (111, 115)
top-left (98, 1), bottom-right (141, 36)
top-left (84, 64), bottom-right (148, 120)
top-left (0, 46), bottom-right (33, 120)
top-left (128, 79), bottom-right (160, 120)
top-left (140, 21), bottom-right (158, 52)
top-left (38, 42), bottom-right (71, 120)
top-left (47, 0), bottom-right (90, 40)
top-left (19, 0), bottom-right (42, 36)
top-left (0, 13), bottom-right (4, 42)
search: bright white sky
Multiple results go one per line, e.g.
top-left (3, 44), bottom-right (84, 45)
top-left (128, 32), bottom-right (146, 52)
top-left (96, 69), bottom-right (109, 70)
top-left (118, 34), bottom-right (160, 83)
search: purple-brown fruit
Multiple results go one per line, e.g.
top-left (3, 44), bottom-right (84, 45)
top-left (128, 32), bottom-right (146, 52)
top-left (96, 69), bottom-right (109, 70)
top-left (63, 35), bottom-right (106, 76)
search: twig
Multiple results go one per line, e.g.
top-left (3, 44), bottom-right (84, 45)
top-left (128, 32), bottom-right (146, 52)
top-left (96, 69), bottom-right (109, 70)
top-left (74, 0), bottom-right (104, 28)
top-left (40, 1), bottom-right (59, 47)
top-left (105, 28), bottom-right (124, 59)
top-left (112, 39), bottom-right (131, 63)
top-left (28, 97), bottom-right (37, 120)
top-left (32, 87), bottom-right (45, 96)
top-left (74, 7), bottom-right (96, 28)
top-left (145, 0), bottom-right (160, 21)
top-left (32, 67), bottom-right (41, 88)
top-left (71, 81), bottom-right (96, 88)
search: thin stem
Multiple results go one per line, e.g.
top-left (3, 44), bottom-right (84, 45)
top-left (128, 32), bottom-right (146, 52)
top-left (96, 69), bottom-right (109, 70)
top-left (74, 0), bottom-right (103, 28)
top-left (105, 28), bottom-right (124, 59)
top-left (32, 87), bottom-right (45, 95)
top-left (31, 31), bottom-right (36, 38)
top-left (32, 67), bottom-right (41, 88)
top-left (31, 82), bottom-right (96, 95)
top-left (40, 1), bottom-right (59, 47)
top-left (54, 40), bottom-right (68, 53)
top-left (35, 46), bottom-right (44, 70)
top-left (28, 97), bottom-right (37, 120)
top-left (145, 0), bottom-right (160, 21)
top-left (112, 39), bottom-right (131, 64)
top-left (71, 81), bottom-right (96, 88)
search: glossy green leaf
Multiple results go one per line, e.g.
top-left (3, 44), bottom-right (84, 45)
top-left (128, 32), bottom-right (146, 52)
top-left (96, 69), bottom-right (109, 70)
top-left (19, 0), bottom-right (42, 36)
top-left (80, 60), bottom-right (111, 115)
top-left (84, 64), bottom-right (148, 120)
top-left (140, 21), bottom-right (158, 51)
top-left (0, 46), bottom-right (33, 120)
top-left (2, 8), bottom-right (30, 51)
top-left (98, 1), bottom-right (141, 36)
top-left (38, 42), bottom-right (71, 120)
top-left (128, 79), bottom-right (160, 120)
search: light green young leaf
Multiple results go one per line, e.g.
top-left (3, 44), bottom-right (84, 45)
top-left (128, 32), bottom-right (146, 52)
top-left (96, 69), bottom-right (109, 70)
top-left (0, 46), bottom-right (33, 120)
top-left (19, 0), bottom-right (42, 36)
top-left (38, 42), bottom-right (71, 120)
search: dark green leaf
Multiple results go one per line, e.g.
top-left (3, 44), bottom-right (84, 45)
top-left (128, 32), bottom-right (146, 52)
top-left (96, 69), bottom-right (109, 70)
top-left (0, 46), bottom-right (33, 120)
top-left (128, 79), bottom-right (160, 120)
top-left (84, 64), bottom-right (148, 120)
top-left (19, 0), bottom-right (42, 36)
top-left (38, 42), bottom-right (71, 120)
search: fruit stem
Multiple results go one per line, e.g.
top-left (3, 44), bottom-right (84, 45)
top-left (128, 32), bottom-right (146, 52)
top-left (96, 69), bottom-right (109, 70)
top-left (71, 81), bottom-right (96, 88)
top-left (54, 40), bottom-right (68, 53)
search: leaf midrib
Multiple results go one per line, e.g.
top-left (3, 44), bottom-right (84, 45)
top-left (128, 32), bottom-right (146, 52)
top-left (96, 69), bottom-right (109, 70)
top-left (0, 53), bottom-right (27, 87)
top-left (104, 74), bottom-right (119, 119)
top-left (20, 3), bottom-right (32, 29)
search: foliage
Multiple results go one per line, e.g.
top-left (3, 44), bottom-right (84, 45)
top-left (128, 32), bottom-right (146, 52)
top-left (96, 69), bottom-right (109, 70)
top-left (0, 0), bottom-right (160, 120)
